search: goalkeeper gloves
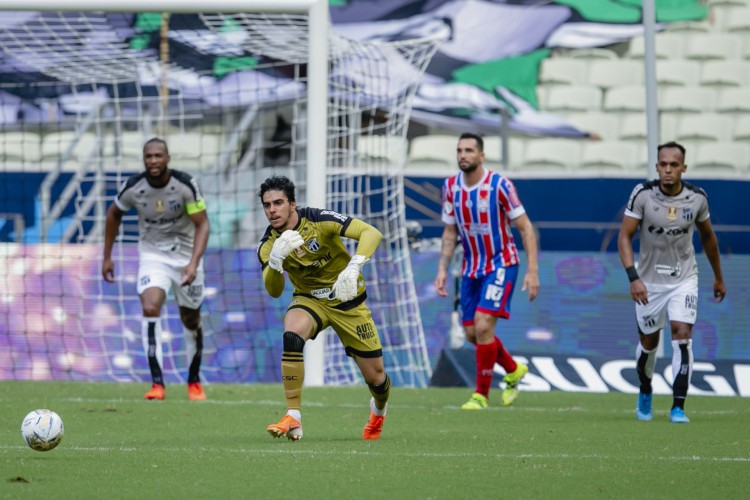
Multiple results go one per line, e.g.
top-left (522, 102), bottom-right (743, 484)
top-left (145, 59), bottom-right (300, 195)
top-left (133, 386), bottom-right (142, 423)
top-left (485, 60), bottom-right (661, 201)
top-left (329, 254), bottom-right (368, 302)
top-left (268, 230), bottom-right (305, 272)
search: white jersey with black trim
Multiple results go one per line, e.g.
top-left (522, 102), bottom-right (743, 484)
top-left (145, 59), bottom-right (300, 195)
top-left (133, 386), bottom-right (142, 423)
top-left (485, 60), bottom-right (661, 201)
top-left (624, 180), bottom-right (710, 285)
top-left (115, 169), bottom-right (207, 267)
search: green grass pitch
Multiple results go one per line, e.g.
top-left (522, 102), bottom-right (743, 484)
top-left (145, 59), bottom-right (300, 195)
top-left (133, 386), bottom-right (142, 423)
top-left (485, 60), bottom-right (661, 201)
top-left (1, 381), bottom-right (748, 499)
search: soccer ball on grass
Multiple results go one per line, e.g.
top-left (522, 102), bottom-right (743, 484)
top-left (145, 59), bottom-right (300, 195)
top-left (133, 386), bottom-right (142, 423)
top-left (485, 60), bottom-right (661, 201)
top-left (21, 409), bottom-right (64, 452)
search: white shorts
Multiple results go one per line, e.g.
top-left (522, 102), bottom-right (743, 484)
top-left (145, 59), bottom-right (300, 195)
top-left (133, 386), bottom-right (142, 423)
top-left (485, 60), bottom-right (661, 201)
top-left (137, 260), bottom-right (205, 310)
top-left (635, 277), bottom-right (698, 334)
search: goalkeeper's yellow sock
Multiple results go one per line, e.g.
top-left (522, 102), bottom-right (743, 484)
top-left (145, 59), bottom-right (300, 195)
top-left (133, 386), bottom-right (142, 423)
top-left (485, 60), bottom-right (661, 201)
top-left (281, 331), bottom-right (305, 410)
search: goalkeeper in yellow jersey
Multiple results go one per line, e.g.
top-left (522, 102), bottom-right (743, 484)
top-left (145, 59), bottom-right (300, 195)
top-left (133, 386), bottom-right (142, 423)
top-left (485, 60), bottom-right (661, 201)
top-left (257, 175), bottom-right (390, 441)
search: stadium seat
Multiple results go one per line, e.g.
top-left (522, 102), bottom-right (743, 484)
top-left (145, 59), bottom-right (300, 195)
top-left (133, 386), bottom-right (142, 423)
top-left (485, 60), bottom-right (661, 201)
top-left (565, 112), bottom-right (620, 141)
top-left (700, 61), bottom-right (750, 87)
top-left (564, 47), bottom-right (619, 61)
top-left (579, 141), bottom-right (640, 173)
top-left (167, 132), bottom-right (223, 169)
top-left (707, 0), bottom-right (750, 7)
top-left (520, 138), bottom-right (582, 172)
top-left (731, 115), bottom-right (750, 140)
top-left (588, 60), bottom-right (644, 90)
top-left (357, 135), bottom-right (408, 167)
top-left (692, 142), bottom-right (750, 173)
top-left (118, 131), bottom-right (148, 160)
top-left (603, 85), bottom-right (647, 116)
top-left (656, 59), bottom-right (701, 86)
top-left (660, 86), bottom-right (717, 113)
top-left (717, 87), bottom-right (750, 114)
top-left (1, 131), bottom-right (42, 163)
top-left (725, 7), bottom-right (750, 32)
top-left (539, 58), bottom-right (589, 86)
top-left (483, 136), bottom-right (525, 170)
top-left (545, 85), bottom-right (603, 114)
top-left (674, 113), bottom-right (734, 143)
top-left (41, 131), bottom-right (103, 163)
top-left (407, 135), bottom-right (456, 171)
top-left (664, 20), bottom-right (715, 34)
top-left (627, 34), bottom-right (685, 60)
top-left (683, 34), bottom-right (743, 61)
top-left (618, 114), bottom-right (677, 143)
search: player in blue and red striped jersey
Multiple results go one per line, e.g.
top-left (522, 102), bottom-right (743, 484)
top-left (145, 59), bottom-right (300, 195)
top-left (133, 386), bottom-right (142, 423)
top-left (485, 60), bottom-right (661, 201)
top-left (434, 132), bottom-right (540, 409)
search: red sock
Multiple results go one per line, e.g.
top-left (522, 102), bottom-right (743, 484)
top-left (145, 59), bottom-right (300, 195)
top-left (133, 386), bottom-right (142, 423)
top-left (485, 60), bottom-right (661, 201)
top-left (495, 336), bottom-right (517, 373)
top-left (475, 342), bottom-right (498, 397)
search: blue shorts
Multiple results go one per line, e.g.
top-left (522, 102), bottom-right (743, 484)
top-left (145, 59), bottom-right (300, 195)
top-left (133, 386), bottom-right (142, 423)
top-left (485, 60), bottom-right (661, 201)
top-left (460, 265), bottom-right (519, 326)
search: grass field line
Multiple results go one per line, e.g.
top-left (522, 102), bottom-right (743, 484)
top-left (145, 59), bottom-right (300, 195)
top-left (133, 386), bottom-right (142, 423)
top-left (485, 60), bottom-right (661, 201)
top-left (9, 397), bottom-right (741, 416)
top-left (3, 444), bottom-right (749, 462)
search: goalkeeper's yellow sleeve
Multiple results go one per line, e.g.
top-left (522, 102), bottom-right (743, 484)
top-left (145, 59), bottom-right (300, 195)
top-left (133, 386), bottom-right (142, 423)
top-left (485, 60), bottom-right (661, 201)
top-left (262, 265), bottom-right (286, 298)
top-left (342, 218), bottom-right (382, 258)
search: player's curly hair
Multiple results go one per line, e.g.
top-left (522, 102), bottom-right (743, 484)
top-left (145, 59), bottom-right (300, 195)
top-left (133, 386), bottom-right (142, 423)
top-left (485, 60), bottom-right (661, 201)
top-left (259, 175), bottom-right (296, 203)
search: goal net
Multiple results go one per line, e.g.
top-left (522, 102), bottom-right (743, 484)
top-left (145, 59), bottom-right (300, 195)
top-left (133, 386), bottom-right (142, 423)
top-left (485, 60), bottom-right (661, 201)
top-left (0, 2), bottom-right (444, 387)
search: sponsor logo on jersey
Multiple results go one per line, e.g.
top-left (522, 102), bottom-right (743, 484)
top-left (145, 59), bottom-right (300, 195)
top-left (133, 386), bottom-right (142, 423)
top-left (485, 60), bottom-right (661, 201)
top-left (655, 264), bottom-right (680, 276)
top-left (306, 237), bottom-right (320, 253)
top-left (140, 275), bottom-right (151, 287)
top-left (312, 288), bottom-right (333, 299)
top-left (467, 223), bottom-right (490, 236)
top-left (320, 210), bottom-right (348, 223)
top-left (667, 206), bottom-right (677, 220)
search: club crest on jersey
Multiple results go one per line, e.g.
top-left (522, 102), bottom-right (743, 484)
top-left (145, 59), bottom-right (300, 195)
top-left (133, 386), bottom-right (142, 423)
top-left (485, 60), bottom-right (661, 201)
top-left (478, 198), bottom-right (489, 213)
top-left (667, 206), bottom-right (677, 220)
top-left (155, 199), bottom-right (165, 212)
top-left (168, 199), bottom-right (181, 212)
top-left (306, 237), bottom-right (320, 253)
top-left (682, 208), bottom-right (694, 221)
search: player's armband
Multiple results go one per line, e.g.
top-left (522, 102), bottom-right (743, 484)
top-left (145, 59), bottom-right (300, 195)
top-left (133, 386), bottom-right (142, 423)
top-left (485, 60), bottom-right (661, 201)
top-left (186, 199), bottom-right (207, 215)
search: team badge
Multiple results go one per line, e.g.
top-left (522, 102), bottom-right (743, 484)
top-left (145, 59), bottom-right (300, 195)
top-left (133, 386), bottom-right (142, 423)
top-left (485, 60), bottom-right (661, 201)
top-left (667, 206), bottom-right (677, 220)
top-left (306, 237), bottom-right (320, 253)
top-left (682, 208), bottom-right (693, 221)
top-left (156, 199), bottom-right (165, 212)
top-left (478, 198), bottom-right (489, 213)
top-left (443, 201), bottom-right (454, 215)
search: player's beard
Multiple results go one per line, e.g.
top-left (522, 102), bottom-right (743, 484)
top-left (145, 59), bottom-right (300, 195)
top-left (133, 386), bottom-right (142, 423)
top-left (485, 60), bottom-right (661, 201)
top-left (459, 161), bottom-right (480, 174)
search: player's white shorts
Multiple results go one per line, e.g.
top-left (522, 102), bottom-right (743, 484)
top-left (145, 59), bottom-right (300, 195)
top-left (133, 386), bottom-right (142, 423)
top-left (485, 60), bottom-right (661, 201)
top-left (137, 260), bottom-right (205, 310)
top-left (635, 276), bottom-right (698, 334)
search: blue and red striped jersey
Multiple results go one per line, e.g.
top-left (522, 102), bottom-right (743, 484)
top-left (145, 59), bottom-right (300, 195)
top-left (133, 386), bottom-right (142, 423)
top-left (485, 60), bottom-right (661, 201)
top-left (441, 168), bottom-right (526, 278)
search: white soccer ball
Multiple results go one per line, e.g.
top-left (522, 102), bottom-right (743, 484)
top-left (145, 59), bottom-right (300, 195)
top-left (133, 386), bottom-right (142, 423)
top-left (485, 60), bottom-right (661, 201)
top-left (21, 409), bottom-right (64, 452)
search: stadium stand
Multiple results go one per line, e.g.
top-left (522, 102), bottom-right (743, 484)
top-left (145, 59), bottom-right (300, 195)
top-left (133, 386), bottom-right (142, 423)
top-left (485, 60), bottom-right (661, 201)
top-left (406, 134), bottom-right (456, 171)
top-left (545, 85), bottom-right (603, 114)
top-left (588, 60), bottom-right (644, 89)
top-left (539, 58), bottom-right (589, 86)
top-left (656, 59), bottom-right (701, 86)
top-left (692, 142), bottom-right (750, 173)
top-left (579, 141), bottom-right (640, 174)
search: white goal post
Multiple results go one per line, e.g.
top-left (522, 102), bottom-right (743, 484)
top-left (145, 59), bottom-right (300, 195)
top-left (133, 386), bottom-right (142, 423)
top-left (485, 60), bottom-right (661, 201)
top-left (0, 0), bottom-right (442, 388)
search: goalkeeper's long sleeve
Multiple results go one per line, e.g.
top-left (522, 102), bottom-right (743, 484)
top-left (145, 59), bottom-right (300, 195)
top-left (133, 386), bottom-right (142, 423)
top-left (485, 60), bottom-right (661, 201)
top-left (342, 218), bottom-right (382, 258)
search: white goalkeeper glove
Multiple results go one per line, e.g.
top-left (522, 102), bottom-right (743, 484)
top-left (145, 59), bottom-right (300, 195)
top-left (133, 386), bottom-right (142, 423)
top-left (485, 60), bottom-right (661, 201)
top-left (268, 230), bottom-right (305, 272)
top-left (329, 254), bottom-right (368, 302)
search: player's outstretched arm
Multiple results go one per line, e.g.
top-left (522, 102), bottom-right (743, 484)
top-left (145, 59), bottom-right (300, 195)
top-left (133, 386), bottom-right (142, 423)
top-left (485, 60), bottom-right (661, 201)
top-left (102, 203), bottom-right (125, 283)
top-left (435, 224), bottom-right (458, 298)
top-left (697, 218), bottom-right (726, 302)
top-left (513, 214), bottom-right (539, 301)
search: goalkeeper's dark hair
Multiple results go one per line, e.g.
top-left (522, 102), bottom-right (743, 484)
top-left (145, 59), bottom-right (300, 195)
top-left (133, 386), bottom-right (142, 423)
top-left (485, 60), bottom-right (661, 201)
top-left (259, 175), bottom-right (296, 203)
top-left (144, 137), bottom-right (169, 154)
top-left (459, 132), bottom-right (484, 152)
